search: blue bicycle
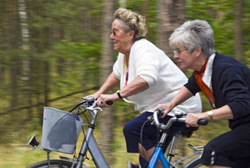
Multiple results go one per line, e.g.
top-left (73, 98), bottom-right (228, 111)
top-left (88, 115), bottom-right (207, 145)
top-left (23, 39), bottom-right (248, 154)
top-left (144, 109), bottom-right (208, 168)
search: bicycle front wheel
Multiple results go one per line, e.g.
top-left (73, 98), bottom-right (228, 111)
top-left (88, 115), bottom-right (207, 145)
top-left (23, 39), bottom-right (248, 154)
top-left (27, 159), bottom-right (75, 168)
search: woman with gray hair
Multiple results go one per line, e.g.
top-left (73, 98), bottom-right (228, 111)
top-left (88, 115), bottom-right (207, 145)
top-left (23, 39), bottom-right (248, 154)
top-left (156, 19), bottom-right (250, 168)
top-left (90, 8), bottom-right (202, 168)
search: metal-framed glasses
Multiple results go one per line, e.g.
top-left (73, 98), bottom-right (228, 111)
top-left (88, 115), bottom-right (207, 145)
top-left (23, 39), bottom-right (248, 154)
top-left (173, 48), bottom-right (188, 55)
top-left (110, 30), bottom-right (119, 36)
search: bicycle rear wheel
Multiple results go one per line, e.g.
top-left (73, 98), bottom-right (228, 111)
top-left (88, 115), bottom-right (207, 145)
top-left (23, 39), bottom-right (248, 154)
top-left (27, 159), bottom-right (75, 168)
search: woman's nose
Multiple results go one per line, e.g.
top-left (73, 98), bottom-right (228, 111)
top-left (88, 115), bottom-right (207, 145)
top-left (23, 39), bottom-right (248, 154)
top-left (173, 53), bottom-right (179, 59)
top-left (110, 33), bottom-right (115, 39)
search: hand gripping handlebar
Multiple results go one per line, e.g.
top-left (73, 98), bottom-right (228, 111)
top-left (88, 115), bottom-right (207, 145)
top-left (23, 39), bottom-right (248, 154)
top-left (151, 108), bottom-right (208, 130)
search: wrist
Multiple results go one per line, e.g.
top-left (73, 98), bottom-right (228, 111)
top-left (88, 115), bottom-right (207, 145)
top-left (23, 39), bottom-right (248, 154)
top-left (95, 91), bottom-right (102, 97)
top-left (116, 90), bottom-right (123, 99)
top-left (169, 102), bottom-right (176, 111)
top-left (206, 111), bottom-right (213, 120)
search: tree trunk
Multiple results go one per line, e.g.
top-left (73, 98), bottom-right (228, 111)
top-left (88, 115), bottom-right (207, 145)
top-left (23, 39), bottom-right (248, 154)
top-left (156, 0), bottom-right (185, 59)
top-left (98, 0), bottom-right (116, 165)
top-left (9, 0), bottom-right (21, 109)
top-left (156, 0), bottom-right (173, 57)
top-left (234, 0), bottom-right (242, 61)
top-left (10, 58), bottom-right (19, 108)
top-left (156, 0), bottom-right (187, 157)
top-left (18, 0), bottom-right (33, 117)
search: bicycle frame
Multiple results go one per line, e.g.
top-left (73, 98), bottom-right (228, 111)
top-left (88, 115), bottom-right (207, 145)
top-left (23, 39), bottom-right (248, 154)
top-left (148, 146), bottom-right (170, 168)
top-left (66, 100), bottom-right (110, 168)
top-left (148, 146), bottom-right (203, 168)
top-left (146, 110), bottom-right (206, 168)
top-left (74, 108), bottom-right (109, 168)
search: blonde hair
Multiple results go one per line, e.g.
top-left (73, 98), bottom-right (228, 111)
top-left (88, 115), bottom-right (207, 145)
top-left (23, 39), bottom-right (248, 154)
top-left (114, 8), bottom-right (148, 41)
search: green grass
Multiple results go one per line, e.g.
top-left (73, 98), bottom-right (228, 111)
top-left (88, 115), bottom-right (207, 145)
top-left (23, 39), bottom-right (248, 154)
top-left (0, 117), bottom-right (229, 168)
top-left (0, 128), bottom-right (137, 168)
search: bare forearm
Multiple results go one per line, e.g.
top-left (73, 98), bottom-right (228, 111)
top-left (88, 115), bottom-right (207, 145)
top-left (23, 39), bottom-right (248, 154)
top-left (118, 76), bottom-right (149, 98)
top-left (186, 105), bottom-right (234, 127)
top-left (96, 72), bottom-right (120, 95)
top-left (155, 86), bottom-right (193, 117)
top-left (96, 76), bottom-right (149, 106)
top-left (205, 105), bottom-right (234, 121)
top-left (170, 86), bottom-right (193, 107)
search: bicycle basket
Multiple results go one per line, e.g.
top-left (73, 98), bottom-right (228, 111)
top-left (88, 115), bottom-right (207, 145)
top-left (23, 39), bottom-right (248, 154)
top-left (41, 107), bottom-right (83, 154)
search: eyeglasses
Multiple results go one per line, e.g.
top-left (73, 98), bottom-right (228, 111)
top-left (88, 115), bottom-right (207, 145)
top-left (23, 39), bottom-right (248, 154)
top-left (110, 29), bottom-right (120, 36)
top-left (173, 48), bottom-right (188, 55)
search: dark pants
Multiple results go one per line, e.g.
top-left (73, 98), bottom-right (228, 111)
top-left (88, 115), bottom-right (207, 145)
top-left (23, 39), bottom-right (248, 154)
top-left (201, 122), bottom-right (250, 168)
top-left (123, 112), bottom-right (186, 168)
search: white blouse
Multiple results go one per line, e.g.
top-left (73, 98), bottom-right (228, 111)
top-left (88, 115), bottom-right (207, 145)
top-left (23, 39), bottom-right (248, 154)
top-left (113, 39), bottom-right (202, 116)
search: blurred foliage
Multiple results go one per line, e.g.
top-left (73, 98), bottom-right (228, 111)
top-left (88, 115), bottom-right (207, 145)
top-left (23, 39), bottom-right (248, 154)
top-left (186, 0), bottom-right (235, 56)
top-left (46, 40), bottom-right (101, 92)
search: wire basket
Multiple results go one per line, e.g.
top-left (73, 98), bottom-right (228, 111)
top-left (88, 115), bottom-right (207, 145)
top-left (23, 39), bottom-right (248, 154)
top-left (41, 107), bottom-right (83, 154)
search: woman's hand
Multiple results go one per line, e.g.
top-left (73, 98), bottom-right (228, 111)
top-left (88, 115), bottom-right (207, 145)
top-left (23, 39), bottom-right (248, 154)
top-left (185, 113), bottom-right (208, 127)
top-left (96, 93), bottom-right (117, 108)
top-left (154, 103), bottom-right (174, 118)
top-left (86, 92), bottom-right (101, 100)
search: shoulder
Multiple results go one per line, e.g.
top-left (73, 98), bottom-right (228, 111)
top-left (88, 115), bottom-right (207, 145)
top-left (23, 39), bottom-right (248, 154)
top-left (131, 39), bottom-right (166, 58)
top-left (131, 39), bottom-right (156, 51)
top-left (213, 53), bottom-right (244, 71)
top-left (213, 52), bottom-right (250, 78)
top-left (214, 53), bottom-right (235, 65)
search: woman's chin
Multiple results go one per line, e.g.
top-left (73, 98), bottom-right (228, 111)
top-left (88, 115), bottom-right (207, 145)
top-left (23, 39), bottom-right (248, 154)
top-left (179, 64), bottom-right (187, 70)
top-left (113, 46), bottom-right (119, 51)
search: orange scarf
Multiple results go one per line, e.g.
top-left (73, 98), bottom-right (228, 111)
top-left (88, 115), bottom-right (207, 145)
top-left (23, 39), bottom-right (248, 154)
top-left (193, 60), bottom-right (215, 104)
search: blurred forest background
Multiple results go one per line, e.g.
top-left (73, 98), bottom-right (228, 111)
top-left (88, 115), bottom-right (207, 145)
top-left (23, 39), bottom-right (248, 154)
top-left (0, 0), bottom-right (250, 167)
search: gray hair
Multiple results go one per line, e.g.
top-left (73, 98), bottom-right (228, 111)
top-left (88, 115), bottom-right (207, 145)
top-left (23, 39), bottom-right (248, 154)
top-left (114, 8), bottom-right (148, 41)
top-left (169, 20), bottom-right (215, 59)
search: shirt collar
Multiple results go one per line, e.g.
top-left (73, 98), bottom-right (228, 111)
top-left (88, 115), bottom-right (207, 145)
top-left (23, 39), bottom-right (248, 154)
top-left (202, 53), bottom-right (216, 90)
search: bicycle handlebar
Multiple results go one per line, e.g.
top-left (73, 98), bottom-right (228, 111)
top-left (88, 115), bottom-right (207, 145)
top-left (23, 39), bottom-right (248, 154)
top-left (151, 108), bottom-right (208, 130)
top-left (106, 101), bottom-right (113, 105)
top-left (69, 96), bottom-right (113, 114)
top-left (84, 96), bottom-right (113, 105)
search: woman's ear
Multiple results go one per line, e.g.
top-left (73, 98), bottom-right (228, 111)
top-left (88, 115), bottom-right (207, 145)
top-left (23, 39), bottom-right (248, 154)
top-left (129, 30), bottom-right (135, 40)
top-left (195, 46), bottom-right (203, 57)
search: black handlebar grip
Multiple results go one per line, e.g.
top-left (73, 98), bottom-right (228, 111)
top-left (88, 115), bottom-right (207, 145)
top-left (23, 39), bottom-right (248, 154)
top-left (106, 101), bottom-right (113, 105)
top-left (156, 108), bottom-right (164, 117)
top-left (198, 119), bottom-right (208, 125)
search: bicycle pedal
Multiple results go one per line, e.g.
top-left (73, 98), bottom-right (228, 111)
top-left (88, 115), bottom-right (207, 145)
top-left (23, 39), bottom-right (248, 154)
top-left (127, 161), bottom-right (139, 168)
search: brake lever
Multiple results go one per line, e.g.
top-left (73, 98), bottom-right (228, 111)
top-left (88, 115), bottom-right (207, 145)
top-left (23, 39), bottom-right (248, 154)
top-left (86, 101), bottom-right (103, 112)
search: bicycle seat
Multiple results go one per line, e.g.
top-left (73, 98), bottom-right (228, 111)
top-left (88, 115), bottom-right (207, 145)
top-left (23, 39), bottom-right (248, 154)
top-left (181, 127), bottom-right (199, 138)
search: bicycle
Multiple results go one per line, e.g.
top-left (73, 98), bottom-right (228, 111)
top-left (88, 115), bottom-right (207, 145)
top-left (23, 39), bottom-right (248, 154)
top-left (145, 109), bottom-right (208, 168)
top-left (27, 96), bottom-right (207, 168)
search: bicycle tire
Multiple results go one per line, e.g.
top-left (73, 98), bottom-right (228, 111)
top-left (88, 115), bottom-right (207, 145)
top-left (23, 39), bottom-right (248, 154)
top-left (185, 158), bottom-right (207, 168)
top-left (27, 159), bottom-right (79, 168)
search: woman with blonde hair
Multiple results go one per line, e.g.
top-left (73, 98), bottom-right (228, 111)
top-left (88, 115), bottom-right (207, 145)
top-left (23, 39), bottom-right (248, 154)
top-left (91, 8), bottom-right (201, 168)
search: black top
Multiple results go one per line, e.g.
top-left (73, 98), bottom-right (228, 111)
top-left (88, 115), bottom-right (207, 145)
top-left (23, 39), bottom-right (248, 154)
top-left (185, 52), bottom-right (250, 129)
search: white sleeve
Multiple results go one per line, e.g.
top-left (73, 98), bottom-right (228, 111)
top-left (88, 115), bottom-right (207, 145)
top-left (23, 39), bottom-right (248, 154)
top-left (133, 47), bottom-right (160, 87)
top-left (139, 74), bottom-right (155, 86)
